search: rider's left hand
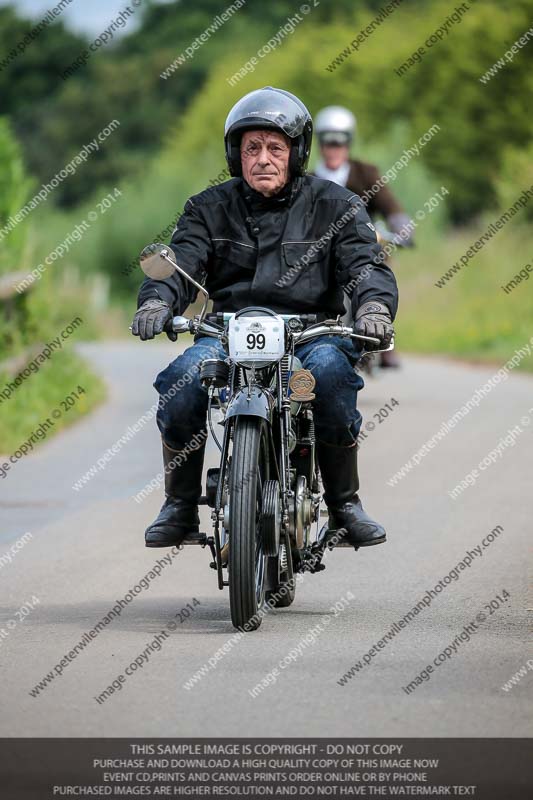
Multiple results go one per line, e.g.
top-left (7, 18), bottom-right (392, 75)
top-left (354, 301), bottom-right (394, 348)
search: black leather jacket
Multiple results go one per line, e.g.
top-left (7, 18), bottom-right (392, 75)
top-left (138, 175), bottom-right (398, 321)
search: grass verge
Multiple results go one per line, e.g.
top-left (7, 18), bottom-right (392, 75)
top-left (395, 222), bottom-right (533, 371)
top-left (0, 350), bottom-right (106, 454)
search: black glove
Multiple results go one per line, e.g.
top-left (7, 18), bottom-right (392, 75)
top-left (131, 299), bottom-right (176, 341)
top-left (354, 301), bottom-right (394, 348)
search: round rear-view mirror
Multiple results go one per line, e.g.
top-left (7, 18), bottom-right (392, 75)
top-left (139, 243), bottom-right (176, 280)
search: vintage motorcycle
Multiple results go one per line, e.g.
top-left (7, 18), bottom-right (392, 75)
top-left (139, 243), bottom-right (391, 631)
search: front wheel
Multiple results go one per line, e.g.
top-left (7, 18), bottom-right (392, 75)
top-left (228, 417), bottom-right (270, 631)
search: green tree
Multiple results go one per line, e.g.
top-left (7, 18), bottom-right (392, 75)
top-left (0, 117), bottom-right (33, 275)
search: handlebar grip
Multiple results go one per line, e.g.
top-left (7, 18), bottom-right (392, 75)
top-left (164, 318), bottom-right (178, 340)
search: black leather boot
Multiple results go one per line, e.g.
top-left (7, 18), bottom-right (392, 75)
top-left (145, 438), bottom-right (205, 547)
top-left (317, 440), bottom-right (386, 547)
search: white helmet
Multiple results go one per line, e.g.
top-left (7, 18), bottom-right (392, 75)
top-left (315, 105), bottom-right (356, 145)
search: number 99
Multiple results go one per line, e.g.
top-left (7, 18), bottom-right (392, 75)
top-left (246, 333), bottom-right (265, 350)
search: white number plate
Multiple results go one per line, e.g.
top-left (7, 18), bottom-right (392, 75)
top-left (228, 315), bottom-right (285, 362)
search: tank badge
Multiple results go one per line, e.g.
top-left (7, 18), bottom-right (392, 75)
top-left (289, 369), bottom-right (316, 401)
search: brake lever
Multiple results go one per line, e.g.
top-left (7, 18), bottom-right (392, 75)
top-left (349, 332), bottom-right (381, 345)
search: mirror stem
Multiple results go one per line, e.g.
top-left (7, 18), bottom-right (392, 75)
top-left (159, 248), bottom-right (209, 323)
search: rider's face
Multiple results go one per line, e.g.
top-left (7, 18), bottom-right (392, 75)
top-left (321, 143), bottom-right (349, 170)
top-left (240, 130), bottom-right (291, 196)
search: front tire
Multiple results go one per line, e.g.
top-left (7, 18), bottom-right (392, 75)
top-left (228, 417), bottom-right (270, 631)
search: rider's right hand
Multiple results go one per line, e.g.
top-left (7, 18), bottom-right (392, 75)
top-left (131, 299), bottom-right (176, 341)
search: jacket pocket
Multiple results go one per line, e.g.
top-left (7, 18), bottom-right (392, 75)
top-left (281, 241), bottom-right (329, 297)
top-left (212, 238), bottom-right (257, 270)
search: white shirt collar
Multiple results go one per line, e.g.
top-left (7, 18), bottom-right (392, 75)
top-left (314, 160), bottom-right (350, 187)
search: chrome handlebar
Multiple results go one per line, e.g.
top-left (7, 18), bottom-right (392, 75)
top-left (292, 322), bottom-right (394, 352)
top-left (170, 315), bottom-right (394, 353)
top-left (292, 323), bottom-right (378, 346)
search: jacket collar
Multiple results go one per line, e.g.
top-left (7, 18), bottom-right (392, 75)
top-left (240, 177), bottom-right (301, 211)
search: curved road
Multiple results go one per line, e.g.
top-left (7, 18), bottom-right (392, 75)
top-left (1, 340), bottom-right (531, 736)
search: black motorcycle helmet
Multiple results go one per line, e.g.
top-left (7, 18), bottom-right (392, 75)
top-left (224, 86), bottom-right (313, 178)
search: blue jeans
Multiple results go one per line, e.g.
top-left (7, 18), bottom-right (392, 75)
top-left (154, 335), bottom-right (364, 449)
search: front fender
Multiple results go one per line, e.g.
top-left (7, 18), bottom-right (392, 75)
top-left (225, 386), bottom-right (274, 423)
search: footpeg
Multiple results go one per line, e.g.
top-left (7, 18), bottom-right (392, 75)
top-left (294, 526), bottom-right (352, 574)
top-left (181, 531), bottom-right (208, 546)
top-left (320, 526), bottom-right (355, 549)
top-left (295, 549), bottom-right (326, 574)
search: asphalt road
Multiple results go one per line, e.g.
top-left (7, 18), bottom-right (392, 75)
top-left (1, 340), bottom-right (531, 736)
